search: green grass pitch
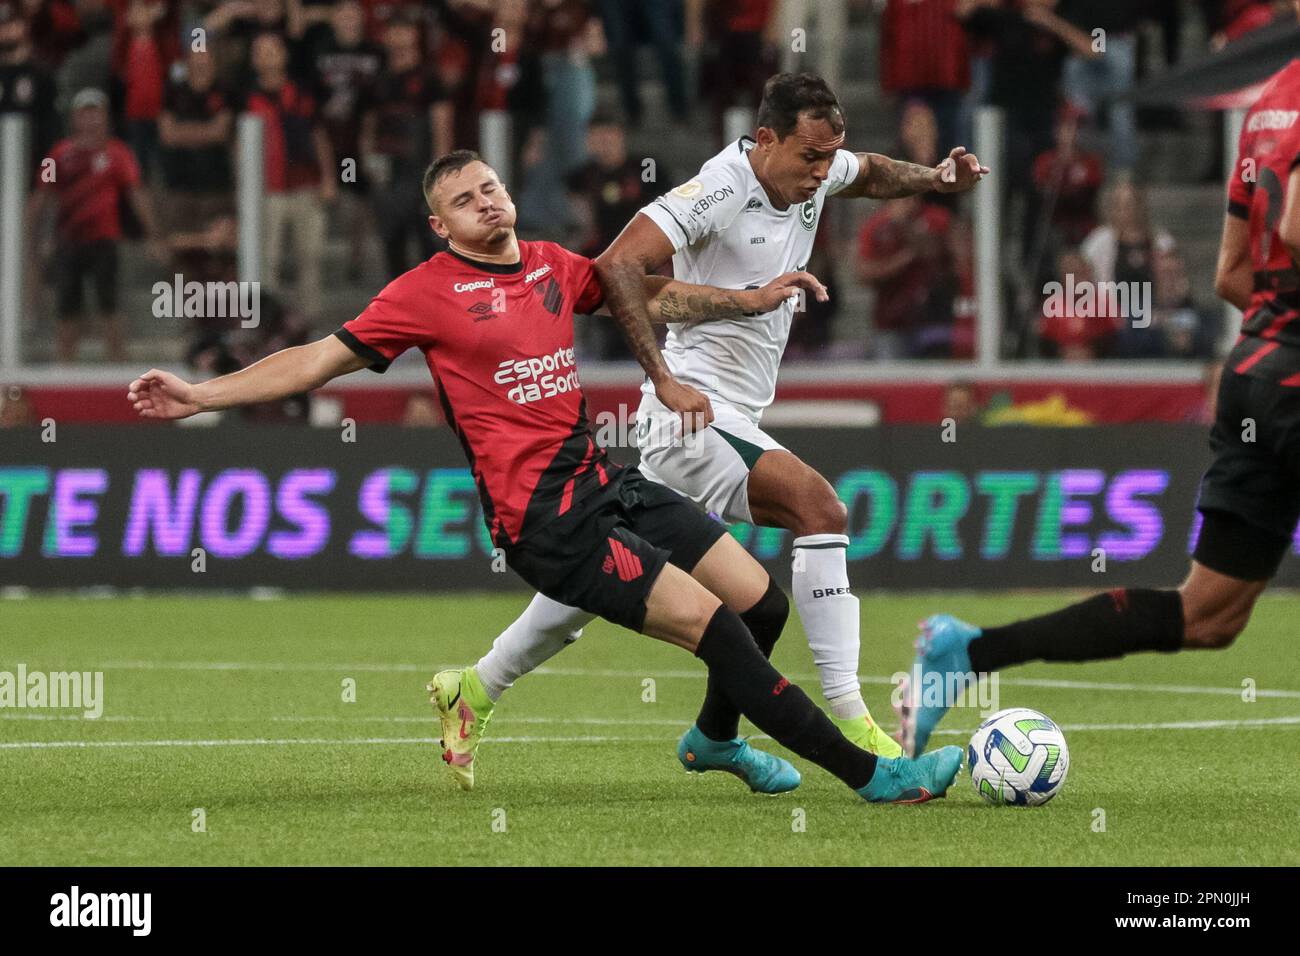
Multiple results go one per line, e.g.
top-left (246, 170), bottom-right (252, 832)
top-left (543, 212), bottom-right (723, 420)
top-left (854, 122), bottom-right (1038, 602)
top-left (2, 592), bottom-right (1298, 866)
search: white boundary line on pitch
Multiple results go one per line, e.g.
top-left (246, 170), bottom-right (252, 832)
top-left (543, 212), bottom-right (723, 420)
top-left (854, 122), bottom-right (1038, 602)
top-left (72, 660), bottom-right (1300, 700)
top-left (3, 715), bottom-right (1300, 750)
top-left (3, 712), bottom-right (1299, 730)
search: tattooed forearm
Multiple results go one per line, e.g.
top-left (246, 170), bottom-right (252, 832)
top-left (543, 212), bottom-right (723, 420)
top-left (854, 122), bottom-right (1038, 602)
top-left (596, 258), bottom-right (673, 384)
top-left (845, 153), bottom-right (938, 199)
top-left (647, 280), bottom-right (751, 324)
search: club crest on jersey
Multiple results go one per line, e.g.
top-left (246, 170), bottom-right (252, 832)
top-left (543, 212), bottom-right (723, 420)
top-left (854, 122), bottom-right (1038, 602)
top-left (534, 276), bottom-right (563, 315)
top-left (799, 199), bottom-right (817, 230)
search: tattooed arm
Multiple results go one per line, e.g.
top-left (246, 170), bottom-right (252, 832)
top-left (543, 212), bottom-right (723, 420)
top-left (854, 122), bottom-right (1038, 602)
top-left (836, 147), bottom-right (989, 199)
top-left (593, 214), bottom-right (714, 431)
top-left (623, 271), bottom-right (829, 324)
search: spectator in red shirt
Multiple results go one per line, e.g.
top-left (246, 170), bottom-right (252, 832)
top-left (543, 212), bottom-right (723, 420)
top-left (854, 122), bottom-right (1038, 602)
top-left (108, 0), bottom-right (176, 73)
top-left (881, 0), bottom-right (971, 153)
top-left (120, 0), bottom-right (172, 182)
top-left (244, 30), bottom-right (336, 320)
top-left (1030, 104), bottom-right (1103, 250)
top-left (24, 88), bottom-right (161, 361)
top-left (856, 193), bottom-right (955, 359)
top-left (1038, 248), bottom-right (1117, 360)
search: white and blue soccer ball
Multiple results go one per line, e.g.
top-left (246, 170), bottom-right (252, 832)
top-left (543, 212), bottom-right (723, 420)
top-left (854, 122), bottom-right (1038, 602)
top-left (968, 707), bottom-right (1069, 806)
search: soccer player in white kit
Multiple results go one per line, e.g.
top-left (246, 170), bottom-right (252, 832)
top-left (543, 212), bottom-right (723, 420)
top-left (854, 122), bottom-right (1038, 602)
top-left (434, 73), bottom-right (987, 789)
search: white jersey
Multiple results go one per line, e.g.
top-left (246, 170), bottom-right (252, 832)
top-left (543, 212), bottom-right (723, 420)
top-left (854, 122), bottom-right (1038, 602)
top-left (638, 138), bottom-right (859, 421)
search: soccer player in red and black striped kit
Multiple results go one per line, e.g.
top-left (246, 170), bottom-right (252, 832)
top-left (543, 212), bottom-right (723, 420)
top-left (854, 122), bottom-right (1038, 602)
top-left (128, 151), bottom-right (963, 803)
top-left (902, 0), bottom-right (1300, 757)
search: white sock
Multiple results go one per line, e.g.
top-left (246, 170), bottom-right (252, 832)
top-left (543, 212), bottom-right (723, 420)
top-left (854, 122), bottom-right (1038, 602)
top-left (475, 593), bottom-right (595, 701)
top-left (791, 533), bottom-right (862, 703)
top-left (827, 689), bottom-right (868, 720)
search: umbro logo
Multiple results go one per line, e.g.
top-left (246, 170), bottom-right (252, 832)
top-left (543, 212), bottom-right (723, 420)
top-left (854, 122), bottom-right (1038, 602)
top-left (602, 537), bottom-right (643, 582)
top-left (467, 301), bottom-right (494, 321)
top-left (743, 199), bottom-right (763, 211)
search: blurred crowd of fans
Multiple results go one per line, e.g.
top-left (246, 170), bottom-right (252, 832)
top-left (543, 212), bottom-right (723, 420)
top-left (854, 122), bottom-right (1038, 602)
top-left (1, 0), bottom-right (1289, 367)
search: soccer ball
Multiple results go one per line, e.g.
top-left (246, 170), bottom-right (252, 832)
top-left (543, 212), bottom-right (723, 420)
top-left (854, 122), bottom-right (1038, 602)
top-left (968, 707), bottom-right (1069, 806)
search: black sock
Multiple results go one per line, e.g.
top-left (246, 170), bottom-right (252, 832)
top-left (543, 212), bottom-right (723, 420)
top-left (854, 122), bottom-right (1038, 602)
top-left (968, 588), bottom-right (1184, 674)
top-left (696, 578), bottom-right (788, 742)
top-left (694, 605), bottom-right (877, 790)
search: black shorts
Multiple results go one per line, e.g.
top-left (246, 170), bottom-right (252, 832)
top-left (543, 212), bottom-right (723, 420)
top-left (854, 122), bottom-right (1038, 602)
top-left (1194, 341), bottom-right (1300, 579)
top-left (55, 240), bottom-right (119, 318)
top-left (506, 466), bottom-right (729, 633)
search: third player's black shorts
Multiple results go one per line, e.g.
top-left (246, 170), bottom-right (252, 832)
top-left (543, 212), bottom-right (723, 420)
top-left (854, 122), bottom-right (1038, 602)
top-left (1195, 338), bottom-right (1300, 579)
top-left (506, 465), bottom-right (728, 633)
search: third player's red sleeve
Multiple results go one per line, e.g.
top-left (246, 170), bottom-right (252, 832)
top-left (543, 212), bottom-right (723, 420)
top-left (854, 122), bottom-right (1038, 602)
top-left (337, 275), bottom-right (433, 372)
top-left (1227, 123), bottom-right (1253, 220)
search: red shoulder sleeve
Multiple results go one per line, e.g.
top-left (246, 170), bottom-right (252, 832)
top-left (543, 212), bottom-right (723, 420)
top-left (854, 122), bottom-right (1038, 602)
top-left (336, 268), bottom-right (434, 372)
top-left (544, 242), bottom-right (604, 314)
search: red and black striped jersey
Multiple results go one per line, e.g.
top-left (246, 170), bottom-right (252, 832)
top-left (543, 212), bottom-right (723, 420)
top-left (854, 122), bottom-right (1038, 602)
top-left (336, 241), bottom-right (614, 547)
top-left (1227, 59), bottom-right (1300, 377)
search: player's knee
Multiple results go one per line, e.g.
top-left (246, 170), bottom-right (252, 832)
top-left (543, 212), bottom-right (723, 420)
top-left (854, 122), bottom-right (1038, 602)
top-left (740, 577), bottom-right (789, 639)
top-left (674, 598), bottom-right (723, 649)
top-left (796, 492), bottom-right (847, 535)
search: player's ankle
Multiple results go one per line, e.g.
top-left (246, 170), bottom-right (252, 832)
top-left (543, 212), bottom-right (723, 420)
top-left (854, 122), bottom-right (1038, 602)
top-left (461, 667), bottom-right (496, 713)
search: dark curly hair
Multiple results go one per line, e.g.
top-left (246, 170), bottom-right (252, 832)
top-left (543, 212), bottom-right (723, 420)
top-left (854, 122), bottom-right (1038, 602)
top-left (756, 73), bottom-right (845, 140)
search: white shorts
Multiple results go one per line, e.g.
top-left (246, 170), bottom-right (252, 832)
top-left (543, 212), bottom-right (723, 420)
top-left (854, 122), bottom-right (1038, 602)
top-left (634, 391), bottom-right (785, 524)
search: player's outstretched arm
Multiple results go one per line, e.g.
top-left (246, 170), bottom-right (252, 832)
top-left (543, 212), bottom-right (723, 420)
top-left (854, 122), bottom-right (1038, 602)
top-left (836, 147), bottom-right (988, 200)
top-left (639, 271), bottom-right (829, 324)
top-left (127, 335), bottom-right (369, 420)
